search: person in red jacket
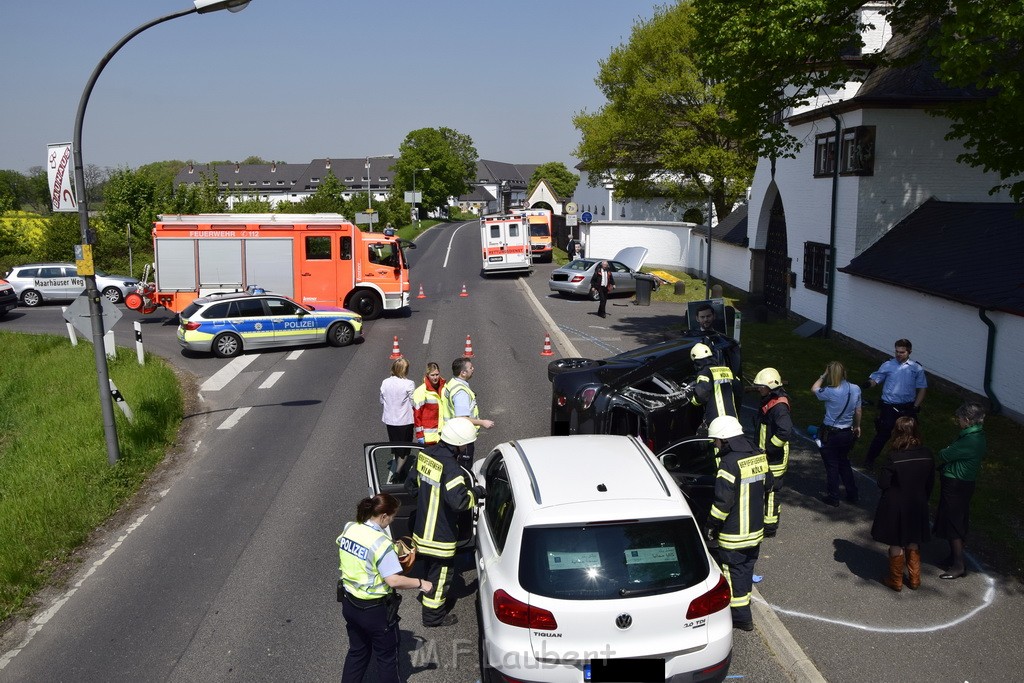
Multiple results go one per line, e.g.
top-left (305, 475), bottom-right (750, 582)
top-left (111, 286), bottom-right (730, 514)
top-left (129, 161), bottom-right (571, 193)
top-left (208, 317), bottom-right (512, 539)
top-left (412, 362), bottom-right (445, 445)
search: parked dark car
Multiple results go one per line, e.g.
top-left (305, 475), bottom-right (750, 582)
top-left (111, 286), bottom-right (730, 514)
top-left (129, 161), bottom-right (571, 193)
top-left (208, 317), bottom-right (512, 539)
top-left (0, 279), bottom-right (18, 318)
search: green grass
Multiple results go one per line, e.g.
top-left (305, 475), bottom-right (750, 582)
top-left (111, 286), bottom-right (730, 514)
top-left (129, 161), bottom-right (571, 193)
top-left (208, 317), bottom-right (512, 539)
top-left (0, 332), bottom-right (183, 622)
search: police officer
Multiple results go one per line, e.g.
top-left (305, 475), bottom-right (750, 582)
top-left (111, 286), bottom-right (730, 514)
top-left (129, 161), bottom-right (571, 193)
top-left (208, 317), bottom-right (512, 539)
top-left (705, 416), bottom-right (772, 632)
top-left (337, 493), bottom-right (433, 682)
top-left (752, 367), bottom-right (792, 537)
top-left (862, 338), bottom-right (927, 469)
top-left (689, 343), bottom-right (740, 426)
top-left (404, 417), bottom-right (483, 627)
top-left (439, 357), bottom-right (494, 464)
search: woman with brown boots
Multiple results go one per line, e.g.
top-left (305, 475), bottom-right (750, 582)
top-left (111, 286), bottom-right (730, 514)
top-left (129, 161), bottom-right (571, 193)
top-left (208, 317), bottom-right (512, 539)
top-left (870, 417), bottom-right (936, 591)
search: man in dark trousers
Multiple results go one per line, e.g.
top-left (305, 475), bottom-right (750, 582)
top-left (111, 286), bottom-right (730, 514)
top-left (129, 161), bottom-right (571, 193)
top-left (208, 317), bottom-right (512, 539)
top-left (705, 415), bottom-right (772, 631)
top-left (752, 367), bottom-right (792, 537)
top-left (862, 338), bottom-right (927, 469)
top-left (590, 260), bottom-right (614, 318)
top-left (404, 417), bottom-right (482, 627)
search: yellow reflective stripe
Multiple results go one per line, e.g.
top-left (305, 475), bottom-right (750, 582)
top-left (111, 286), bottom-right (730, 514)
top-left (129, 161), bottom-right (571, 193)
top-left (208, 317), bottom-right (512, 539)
top-left (770, 435), bottom-right (786, 448)
top-left (423, 565), bottom-right (451, 608)
top-left (718, 470), bottom-right (736, 484)
top-left (758, 424), bottom-right (767, 449)
top-left (711, 506), bottom-right (728, 521)
top-left (445, 476), bottom-right (465, 491)
top-left (710, 366), bottom-right (733, 381)
top-left (731, 591), bottom-right (751, 607)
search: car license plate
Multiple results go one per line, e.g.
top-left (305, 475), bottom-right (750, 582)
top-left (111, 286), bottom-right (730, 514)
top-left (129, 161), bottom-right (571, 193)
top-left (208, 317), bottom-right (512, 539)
top-left (585, 658), bottom-right (665, 682)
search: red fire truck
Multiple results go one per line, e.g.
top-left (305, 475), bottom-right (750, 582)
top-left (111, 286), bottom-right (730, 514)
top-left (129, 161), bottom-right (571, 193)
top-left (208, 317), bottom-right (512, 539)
top-left (125, 214), bottom-right (411, 319)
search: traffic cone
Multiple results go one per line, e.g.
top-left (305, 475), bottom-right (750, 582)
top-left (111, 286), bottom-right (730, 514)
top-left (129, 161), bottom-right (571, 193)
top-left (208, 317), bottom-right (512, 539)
top-left (463, 335), bottom-right (474, 358)
top-left (389, 336), bottom-right (402, 359)
top-left (540, 332), bottom-right (554, 357)
top-left (459, 283), bottom-right (469, 297)
top-left (417, 284), bottom-right (426, 299)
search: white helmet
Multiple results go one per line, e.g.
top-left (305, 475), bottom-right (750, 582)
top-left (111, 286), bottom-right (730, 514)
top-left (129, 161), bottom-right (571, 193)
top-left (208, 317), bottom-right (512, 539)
top-left (690, 343), bottom-right (713, 361)
top-left (753, 367), bottom-right (783, 389)
top-left (708, 415), bottom-right (744, 440)
top-left (440, 417), bottom-right (477, 446)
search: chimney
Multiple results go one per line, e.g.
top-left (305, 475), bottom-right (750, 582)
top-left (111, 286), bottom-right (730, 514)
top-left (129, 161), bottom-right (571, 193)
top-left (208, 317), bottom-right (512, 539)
top-left (271, 162), bottom-right (277, 173)
top-left (234, 163), bottom-right (240, 173)
top-left (188, 163), bottom-right (194, 174)
top-left (325, 159), bottom-right (331, 170)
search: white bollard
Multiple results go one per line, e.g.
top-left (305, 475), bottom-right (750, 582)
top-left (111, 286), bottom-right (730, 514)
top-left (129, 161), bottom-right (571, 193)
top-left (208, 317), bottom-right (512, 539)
top-left (134, 321), bottom-right (144, 365)
top-left (104, 330), bottom-right (116, 358)
top-left (62, 306), bottom-right (78, 346)
top-left (733, 310), bottom-right (742, 344)
top-left (108, 379), bottom-right (134, 422)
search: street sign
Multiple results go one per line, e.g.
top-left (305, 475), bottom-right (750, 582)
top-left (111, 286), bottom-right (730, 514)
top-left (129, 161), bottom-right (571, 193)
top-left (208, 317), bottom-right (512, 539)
top-left (404, 191), bottom-right (422, 204)
top-left (63, 292), bottom-right (122, 339)
top-left (565, 202), bottom-right (578, 214)
top-left (566, 214), bottom-right (578, 226)
top-left (581, 211), bottom-right (593, 224)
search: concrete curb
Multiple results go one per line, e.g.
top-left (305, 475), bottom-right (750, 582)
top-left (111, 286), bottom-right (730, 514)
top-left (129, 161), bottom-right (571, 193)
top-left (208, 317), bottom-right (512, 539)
top-left (752, 589), bottom-right (827, 682)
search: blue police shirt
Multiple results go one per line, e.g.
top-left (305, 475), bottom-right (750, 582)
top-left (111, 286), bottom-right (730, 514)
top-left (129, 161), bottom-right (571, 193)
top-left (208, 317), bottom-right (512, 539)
top-left (815, 381), bottom-right (861, 428)
top-left (870, 358), bottom-right (927, 405)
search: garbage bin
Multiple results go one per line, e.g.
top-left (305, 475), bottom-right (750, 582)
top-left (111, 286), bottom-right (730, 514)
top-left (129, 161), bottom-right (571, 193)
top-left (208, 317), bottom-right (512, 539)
top-left (634, 274), bottom-right (656, 306)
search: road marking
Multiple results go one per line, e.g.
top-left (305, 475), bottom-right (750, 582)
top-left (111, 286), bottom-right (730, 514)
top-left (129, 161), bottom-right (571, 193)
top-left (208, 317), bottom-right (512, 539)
top-left (287, 350), bottom-right (303, 360)
top-left (516, 278), bottom-right (579, 357)
top-left (443, 222), bottom-right (470, 268)
top-left (218, 407), bottom-right (251, 430)
top-left (200, 355), bottom-right (257, 391)
top-left (259, 371), bottom-right (284, 389)
top-left (423, 318), bottom-right (433, 344)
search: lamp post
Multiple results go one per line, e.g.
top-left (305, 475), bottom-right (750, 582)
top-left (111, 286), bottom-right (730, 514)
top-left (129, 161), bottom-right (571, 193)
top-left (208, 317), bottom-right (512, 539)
top-left (72, 0), bottom-right (252, 465)
top-left (412, 167), bottom-right (429, 230)
top-left (364, 154), bottom-right (394, 232)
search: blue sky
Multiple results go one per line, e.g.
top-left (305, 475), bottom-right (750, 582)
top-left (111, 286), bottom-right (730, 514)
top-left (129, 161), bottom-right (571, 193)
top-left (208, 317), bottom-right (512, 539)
top-left (0, 1), bottom-right (661, 174)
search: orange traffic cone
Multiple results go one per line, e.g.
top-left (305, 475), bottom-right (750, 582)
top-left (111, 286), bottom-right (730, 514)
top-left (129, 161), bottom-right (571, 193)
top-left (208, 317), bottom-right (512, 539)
top-left (459, 283), bottom-right (469, 297)
top-left (417, 284), bottom-right (426, 299)
top-left (540, 333), bottom-right (554, 356)
top-left (463, 335), bottom-right (474, 358)
top-left (389, 336), bottom-right (402, 360)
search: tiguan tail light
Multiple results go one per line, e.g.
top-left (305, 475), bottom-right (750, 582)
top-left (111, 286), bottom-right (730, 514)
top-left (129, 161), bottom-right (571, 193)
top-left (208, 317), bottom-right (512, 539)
top-left (493, 589), bottom-right (558, 630)
top-left (686, 574), bottom-right (731, 619)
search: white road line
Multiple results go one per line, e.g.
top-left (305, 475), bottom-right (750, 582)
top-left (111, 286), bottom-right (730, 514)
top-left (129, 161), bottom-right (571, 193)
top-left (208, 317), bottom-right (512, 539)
top-left (443, 223), bottom-right (469, 268)
top-left (516, 278), bottom-right (580, 358)
top-left (259, 371), bottom-right (284, 390)
top-left (200, 355), bottom-right (257, 391)
top-left (423, 319), bottom-right (433, 345)
top-left (287, 349), bottom-right (303, 360)
top-left (217, 407), bottom-right (251, 430)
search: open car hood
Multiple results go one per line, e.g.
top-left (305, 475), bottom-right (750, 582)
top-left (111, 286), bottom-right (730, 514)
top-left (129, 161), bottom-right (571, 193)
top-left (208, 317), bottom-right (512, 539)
top-left (613, 246), bottom-right (648, 272)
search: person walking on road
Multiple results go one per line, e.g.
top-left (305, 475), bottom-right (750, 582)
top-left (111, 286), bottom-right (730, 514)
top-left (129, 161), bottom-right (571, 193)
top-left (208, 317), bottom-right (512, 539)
top-left (705, 415), bottom-right (772, 632)
top-left (412, 362), bottom-right (445, 445)
top-left (404, 417), bottom-right (483, 627)
top-left (380, 358), bottom-right (415, 442)
top-left (870, 417), bottom-right (935, 591)
top-left (590, 260), bottom-right (614, 318)
top-left (812, 361), bottom-right (862, 506)
top-left (934, 402), bottom-right (987, 580)
top-left (337, 493), bottom-right (433, 682)
top-left (753, 367), bottom-right (792, 537)
top-left (689, 342), bottom-right (739, 427)
top-left (862, 339), bottom-right (927, 469)
top-left (440, 357), bottom-right (494, 464)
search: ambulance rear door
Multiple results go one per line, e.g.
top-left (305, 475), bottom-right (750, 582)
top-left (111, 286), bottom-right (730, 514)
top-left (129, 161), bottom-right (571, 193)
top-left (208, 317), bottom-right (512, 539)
top-left (480, 216), bottom-right (532, 275)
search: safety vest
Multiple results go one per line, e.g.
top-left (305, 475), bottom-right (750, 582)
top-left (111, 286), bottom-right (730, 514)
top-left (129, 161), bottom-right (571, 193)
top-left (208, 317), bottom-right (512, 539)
top-left (412, 381), bottom-right (443, 444)
top-left (439, 377), bottom-right (478, 432)
top-left (710, 448), bottom-right (771, 549)
top-left (757, 394), bottom-right (791, 477)
top-left (408, 445), bottom-right (476, 558)
top-left (336, 522), bottom-right (394, 599)
top-left (691, 365), bottom-right (738, 421)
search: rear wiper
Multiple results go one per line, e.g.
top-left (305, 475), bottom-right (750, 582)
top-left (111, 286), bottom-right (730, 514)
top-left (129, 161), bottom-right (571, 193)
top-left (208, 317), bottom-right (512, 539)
top-left (619, 583), bottom-right (685, 597)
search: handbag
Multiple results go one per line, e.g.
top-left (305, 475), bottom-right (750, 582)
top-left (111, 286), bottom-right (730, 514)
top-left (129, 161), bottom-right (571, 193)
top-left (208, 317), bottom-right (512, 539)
top-left (394, 536), bottom-right (416, 572)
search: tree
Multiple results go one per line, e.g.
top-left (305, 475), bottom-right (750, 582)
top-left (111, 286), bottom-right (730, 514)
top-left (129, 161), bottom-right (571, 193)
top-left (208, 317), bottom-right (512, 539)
top-left (169, 170), bottom-right (225, 214)
top-left (573, 1), bottom-right (756, 221)
top-left (37, 212), bottom-right (81, 262)
top-left (396, 127), bottom-right (479, 213)
top-left (694, 0), bottom-right (1024, 201)
top-left (295, 171), bottom-right (347, 214)
top-left (98, 167), bottom-right (160, 266)
top-left (528, 162), bottom-right (579, 200)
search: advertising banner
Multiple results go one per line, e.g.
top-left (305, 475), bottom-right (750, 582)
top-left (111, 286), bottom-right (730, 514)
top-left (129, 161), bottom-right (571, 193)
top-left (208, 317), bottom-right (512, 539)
top-left (47, 142), bottom-right (78, 212)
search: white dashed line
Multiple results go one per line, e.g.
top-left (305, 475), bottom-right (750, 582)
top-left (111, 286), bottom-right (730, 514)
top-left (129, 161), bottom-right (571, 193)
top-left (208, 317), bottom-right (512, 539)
top-left (200, 355), bottom-right (257, 391)
top-left (217, 407), bottom-right (251, 430)
top-left (423, 319), bottom-right (433, 345)
top-left (259, 371), bottom-right (284, 390)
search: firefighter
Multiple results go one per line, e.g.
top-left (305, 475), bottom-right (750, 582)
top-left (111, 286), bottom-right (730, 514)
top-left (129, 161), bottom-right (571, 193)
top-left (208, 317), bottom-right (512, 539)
top-left (404, 417), bottom-right (483, 627)
top-left (689, 343), bottom-right (740, 426)
top-left (412, 362), bottom-right (446, 445)
top-left (705, 415), bottom-right (772, 632)
top-left (752, 367), bottom-right (793, 537)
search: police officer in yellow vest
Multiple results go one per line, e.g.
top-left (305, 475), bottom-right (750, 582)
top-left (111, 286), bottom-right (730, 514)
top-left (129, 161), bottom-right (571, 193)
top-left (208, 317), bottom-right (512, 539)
top-left (705, 416), bottom-right (773, 632)
top-left (752, 367), bottom-right (793, 537)
top-left (337, 493), bottom-right (433, 682)
top-left (404, 417), bottom-right (484, 627)
top-left (689, 343), bottom-right (740, 426)
top-left (439, 357), bottom-right (494, 464)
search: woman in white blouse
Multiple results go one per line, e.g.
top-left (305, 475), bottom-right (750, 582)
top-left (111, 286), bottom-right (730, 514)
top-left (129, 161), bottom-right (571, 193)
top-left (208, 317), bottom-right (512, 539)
top-left (380, 357), bottom-right (415, 442)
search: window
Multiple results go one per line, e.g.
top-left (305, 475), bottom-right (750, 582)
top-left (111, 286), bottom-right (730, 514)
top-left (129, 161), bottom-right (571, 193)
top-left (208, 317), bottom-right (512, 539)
top-left (339, 236), bottom-right (352, 260)
top-left (368, 243), bottom-right (397, 267)
top-left (305, 236), bottom-right (331, 260)
top-left (484, 456), bottom-right (515, 553)
top-left (803, 241), bottom-right (831, 293)
top-left (814, 133), bottom-right (837, 176)
top-left (508, 224), bottom-right (520, 237)
top-left (227, 299), bottom-right (266, 318)
top-left (815, 126), bottom-right (875, 177)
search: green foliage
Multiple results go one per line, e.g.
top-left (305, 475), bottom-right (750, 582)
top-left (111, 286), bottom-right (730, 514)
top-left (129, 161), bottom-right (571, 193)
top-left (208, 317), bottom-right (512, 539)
top-left (528, 162), bottom-right (579, 200)
top-left (230, 197), bottom-right (273, 213)
top-left (574, 1), bottom-right (756, 221)
top-left (168, 169), bottom-right (225, 215)
top-left (295, 170), bottom-right (347, 213)
top-left (36, 213), bottom-right (81, 262)
top-left (396, 127), bottom-right (479, 212)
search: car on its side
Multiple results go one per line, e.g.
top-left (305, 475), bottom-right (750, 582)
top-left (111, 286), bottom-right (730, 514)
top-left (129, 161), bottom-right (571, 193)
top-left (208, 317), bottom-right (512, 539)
top-left (5, 263), bottom-right (140, 306)
top-left (177, 291), bottom-right (362, 358)
top-left (0, 279), bottom-right (18, 318)
top-left (548, 246), bottom-right (648, 300)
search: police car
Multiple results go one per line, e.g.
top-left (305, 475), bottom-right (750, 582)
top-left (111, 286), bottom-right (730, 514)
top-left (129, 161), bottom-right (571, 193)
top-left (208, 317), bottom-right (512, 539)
top-left (0, 279), bottom-right (18, 318)
top-left (177, 291), bottom-right (362, 358)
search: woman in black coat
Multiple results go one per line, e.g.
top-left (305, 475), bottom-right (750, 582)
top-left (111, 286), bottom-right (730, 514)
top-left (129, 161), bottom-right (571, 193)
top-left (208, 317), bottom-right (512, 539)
top-left (870, 417), bottom-right (935, 591)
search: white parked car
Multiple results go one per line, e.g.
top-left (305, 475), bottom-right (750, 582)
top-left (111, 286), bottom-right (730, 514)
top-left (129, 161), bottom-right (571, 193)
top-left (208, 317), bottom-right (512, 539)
top-left (5, 263), bottom-right (140, 306)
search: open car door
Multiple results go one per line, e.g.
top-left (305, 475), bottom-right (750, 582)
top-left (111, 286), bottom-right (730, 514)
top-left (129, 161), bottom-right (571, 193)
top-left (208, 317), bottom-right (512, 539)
top-left (656, 437), bottom-right (718, 529)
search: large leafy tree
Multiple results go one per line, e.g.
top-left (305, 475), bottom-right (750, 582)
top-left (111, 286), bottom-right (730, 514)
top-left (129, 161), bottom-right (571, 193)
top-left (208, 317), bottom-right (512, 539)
top-left (395, 127), bottom-right (479, 213)
top-left (573, 1), bottom-right (756, 221)
top-left (695, 0), bottom-right (1024, 201)
top-left (528, 162), bottom-right (579, 200)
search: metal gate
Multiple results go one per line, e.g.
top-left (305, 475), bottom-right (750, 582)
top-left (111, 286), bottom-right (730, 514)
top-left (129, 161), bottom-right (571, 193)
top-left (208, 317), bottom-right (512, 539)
top-left (763, 195), bottom-right (790, 313)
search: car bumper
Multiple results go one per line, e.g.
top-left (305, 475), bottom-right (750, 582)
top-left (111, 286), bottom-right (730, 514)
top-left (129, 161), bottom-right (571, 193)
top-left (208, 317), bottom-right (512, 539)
top-left (177, 329), bottom-right (214, 352)
top-left (548, 279), bottom-right (590, 296)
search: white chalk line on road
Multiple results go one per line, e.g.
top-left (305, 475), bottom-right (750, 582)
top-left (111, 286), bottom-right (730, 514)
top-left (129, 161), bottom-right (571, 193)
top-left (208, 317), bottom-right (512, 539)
top-left (200, 354), bottom-right (257, 391)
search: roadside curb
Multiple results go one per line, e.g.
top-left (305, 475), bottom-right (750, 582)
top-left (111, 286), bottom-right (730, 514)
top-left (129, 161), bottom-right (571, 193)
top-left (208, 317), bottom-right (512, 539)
top-left (752, 589), bottom-right (826, 682)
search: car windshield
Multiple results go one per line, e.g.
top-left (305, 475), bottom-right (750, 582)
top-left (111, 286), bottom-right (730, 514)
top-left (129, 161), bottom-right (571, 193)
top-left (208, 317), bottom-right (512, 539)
top-left (529, 225), bottom-right (549, 237)
top-left (519, 518), bottom-right (707, 600)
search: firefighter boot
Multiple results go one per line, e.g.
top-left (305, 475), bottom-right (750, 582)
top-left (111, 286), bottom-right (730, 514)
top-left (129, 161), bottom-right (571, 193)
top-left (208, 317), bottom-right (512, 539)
top-left (906, 548), bottom-right (921, 590)
top-left (883, 553), bottom-right (905, 592)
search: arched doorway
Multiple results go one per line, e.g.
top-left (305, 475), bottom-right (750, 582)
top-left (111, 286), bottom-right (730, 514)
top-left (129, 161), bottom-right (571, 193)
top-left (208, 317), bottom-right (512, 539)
top-left (763, 194), bottom-right (790, 313)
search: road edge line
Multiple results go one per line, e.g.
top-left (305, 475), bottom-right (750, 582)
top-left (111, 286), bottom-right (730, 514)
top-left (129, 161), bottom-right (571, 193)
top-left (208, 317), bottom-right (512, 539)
top-left (516, 278), bottom-right (580, 358)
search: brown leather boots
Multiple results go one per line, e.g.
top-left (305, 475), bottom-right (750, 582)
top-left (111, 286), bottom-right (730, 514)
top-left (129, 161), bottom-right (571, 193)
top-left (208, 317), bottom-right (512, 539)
top-left (883, 553), bottom-right (905, 591)
top-left (883, 548), bottom-right (921, 591)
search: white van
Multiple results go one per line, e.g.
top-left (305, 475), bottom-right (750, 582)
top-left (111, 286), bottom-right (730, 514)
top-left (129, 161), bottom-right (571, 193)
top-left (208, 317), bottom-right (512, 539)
top-left (479, 214), bottom-right (532, 275)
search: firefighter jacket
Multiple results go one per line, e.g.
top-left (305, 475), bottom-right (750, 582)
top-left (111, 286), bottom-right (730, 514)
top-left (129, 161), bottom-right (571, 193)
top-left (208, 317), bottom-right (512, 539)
top-left (439, 377), bottom-right (478, 433)
top-left (708, 437), bottom-right (773, 549)
top-left (412, 377), bottom-right (445, 444)
top-left (755, 389), bottom-right (793, 478)
top-left (336, 521), bottom-right (394, 599)
top-left (691, 361), bottom-right (739, 422)
top-left (404, 442), bottom-right (477, 558)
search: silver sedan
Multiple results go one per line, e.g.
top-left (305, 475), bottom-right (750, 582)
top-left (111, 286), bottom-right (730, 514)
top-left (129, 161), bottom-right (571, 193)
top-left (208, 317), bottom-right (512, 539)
top-left (548, 246), bottom-right (648, 299)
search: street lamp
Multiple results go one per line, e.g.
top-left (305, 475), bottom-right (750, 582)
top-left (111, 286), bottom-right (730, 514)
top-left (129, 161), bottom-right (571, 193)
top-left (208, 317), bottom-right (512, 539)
top-left (72, 0), bottom-right (252, 465)
top-left (364, 154), bottom-right (394, 232)
top-left (412, 167), bottom-right (429, 230)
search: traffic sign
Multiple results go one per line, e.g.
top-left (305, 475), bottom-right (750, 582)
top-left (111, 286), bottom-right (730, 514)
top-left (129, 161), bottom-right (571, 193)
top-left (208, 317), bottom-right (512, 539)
top-left (581, 211), bottom-right (593, 224)
top-left (565, 202), bottom-right (578, 214)
top-left (63, 292), bottom-right (122, 339)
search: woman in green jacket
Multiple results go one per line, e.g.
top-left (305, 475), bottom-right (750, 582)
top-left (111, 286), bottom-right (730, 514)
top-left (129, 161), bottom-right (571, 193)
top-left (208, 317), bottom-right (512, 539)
top-left (933, 402), bottom-right (987, 580)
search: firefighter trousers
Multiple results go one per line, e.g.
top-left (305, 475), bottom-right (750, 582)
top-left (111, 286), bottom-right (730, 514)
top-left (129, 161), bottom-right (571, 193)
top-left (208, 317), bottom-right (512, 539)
top-left (764, 475), bottom-right (784, 535)
top-left (420, 555), bottom-right (457, 626)
top-left (719, 546), bottom-right (760, 626)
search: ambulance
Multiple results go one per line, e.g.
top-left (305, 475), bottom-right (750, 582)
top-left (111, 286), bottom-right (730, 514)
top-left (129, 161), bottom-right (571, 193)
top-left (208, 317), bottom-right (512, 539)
top-left (520, 208), bottom-right (555, 263)
top-left (126, 213), bottom-right (412, 320)
top-left (479, 213), bottom-right (532, 275)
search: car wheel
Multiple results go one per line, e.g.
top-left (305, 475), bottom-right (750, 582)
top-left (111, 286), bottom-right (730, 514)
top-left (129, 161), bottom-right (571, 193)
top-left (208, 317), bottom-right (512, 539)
top-left (348, 290), bottom-right (383, 320)
top-left (327, 321), bottom-right (354, 347)
top-left (20, 290), bottom-right (42, 307)
top-left (547, 357), bottom-right (597, 381)
top-left (102, 286), bottom-right (123, 304)
top-left (212, 332), bottom-right (242, 358)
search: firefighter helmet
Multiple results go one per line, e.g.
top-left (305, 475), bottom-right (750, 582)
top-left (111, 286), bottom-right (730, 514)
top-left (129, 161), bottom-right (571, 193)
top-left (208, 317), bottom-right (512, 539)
top-left (690, 343), bottom-right (713, 361)
top-left (753, 367), bottom-right (783, 389)
top-left (440, 417), bottom-right (477, 446)
top-left (708, 415), bottom-right (744, 440)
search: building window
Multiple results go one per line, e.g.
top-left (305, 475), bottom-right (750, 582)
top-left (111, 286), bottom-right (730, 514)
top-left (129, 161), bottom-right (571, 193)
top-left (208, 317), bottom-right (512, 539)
top-left (803, 241), bottom-right (830, 293)
top-left (814, 133), bottom-right (837, 176)
top-left (815, 126), bottom-right (875, 177)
